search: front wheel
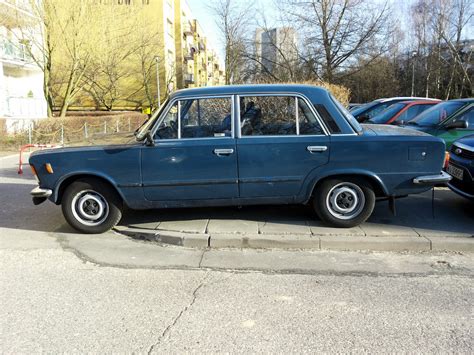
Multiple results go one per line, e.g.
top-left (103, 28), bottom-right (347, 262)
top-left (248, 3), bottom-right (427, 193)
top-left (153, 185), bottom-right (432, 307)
top-left (61, 179), bottom-right (122, 234)
top-left (313, 178), bottom-right (375, 228)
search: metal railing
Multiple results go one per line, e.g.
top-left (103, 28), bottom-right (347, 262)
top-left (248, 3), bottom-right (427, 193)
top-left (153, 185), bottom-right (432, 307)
top-left (1, 40), bottom-right (33, 62)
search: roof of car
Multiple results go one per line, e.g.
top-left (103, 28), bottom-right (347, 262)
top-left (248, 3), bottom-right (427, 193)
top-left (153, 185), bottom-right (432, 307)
top-left (399, 100), bottom-right (442, 105)
top-left (171, 84), bottom-right (329, 98)
top-left (376, 97), bottom-right (440, 102)
top-left (444, 98), bottom-right (474, 103)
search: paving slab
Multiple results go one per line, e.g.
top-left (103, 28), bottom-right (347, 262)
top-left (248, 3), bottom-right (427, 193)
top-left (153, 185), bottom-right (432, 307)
top-left (199, 248), bottom-right (468, 274)
top-left (62, 232), bottom-right (204, 268)
top-left (157, 219), bottom-right (209, 234)
top-left (209, 233), bottom-right (318, 249)
top-left (428, 236), bottom-right (474, 252)
top-left (414, 228), bottom-right (473, 238)
top-left (320, 236), bottom-right (430, 252)
top-left (207, 219), bottom-right (259, 234)
top-left (309, 221), bottom-right (365, 236)
top-left (259, 220), bottom-right (311, 235)
top-left (360, 223), bottom-right (419, 237)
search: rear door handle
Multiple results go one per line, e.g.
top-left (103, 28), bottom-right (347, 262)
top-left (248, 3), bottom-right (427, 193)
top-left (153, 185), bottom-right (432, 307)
top-left (214, 148), bottom-right (234, 156)
top-left (307, 145), bottom-right (328, 153)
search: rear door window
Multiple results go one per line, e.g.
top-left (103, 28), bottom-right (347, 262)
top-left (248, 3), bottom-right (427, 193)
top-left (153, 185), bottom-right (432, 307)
top-left (239, 96), bottom-right (324, 136)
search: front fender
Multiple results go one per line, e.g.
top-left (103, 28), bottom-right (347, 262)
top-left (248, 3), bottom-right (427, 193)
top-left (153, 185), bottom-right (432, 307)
top-left (52, 170), bottom-right (125, 204)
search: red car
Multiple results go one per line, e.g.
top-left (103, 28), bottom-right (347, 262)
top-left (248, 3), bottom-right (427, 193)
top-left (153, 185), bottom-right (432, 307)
top-left (368, 100), bottom-right (441, 125)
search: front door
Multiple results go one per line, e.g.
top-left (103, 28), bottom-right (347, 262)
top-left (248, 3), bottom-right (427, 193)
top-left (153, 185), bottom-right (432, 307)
top-left (236, 95), bottom-right (330, 198)
top-left (141, 96), bottom-right (238, 201)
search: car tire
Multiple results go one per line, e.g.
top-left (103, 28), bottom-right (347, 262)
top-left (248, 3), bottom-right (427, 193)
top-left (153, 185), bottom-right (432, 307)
top-left (61, 178), bottom-right (122, 234)
top-left (313, 178), bottom-right (375, 228)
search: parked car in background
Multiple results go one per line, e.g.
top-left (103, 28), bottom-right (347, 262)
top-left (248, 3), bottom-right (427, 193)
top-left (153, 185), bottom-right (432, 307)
top-left (352, 97), bottom-right (441, 123)
top-left (404, 99), bottom-right (474, 149)
top-left (29, 85), bottom-right (451, 233)
top-left (368, 100), bottom-right (441, 125)
top-left (348, 103), bottom-right (364, 111)
top-left (446, 135), bottom-right (474, 201)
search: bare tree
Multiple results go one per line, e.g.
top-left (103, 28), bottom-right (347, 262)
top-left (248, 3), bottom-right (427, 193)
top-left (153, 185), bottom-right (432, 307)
top-left (210, 0), bottom-right (253, 84)
top-left (279, 0), bottom-right (392, 82)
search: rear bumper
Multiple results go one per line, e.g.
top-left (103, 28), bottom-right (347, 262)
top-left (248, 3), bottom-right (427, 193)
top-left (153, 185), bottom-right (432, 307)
top-left (413, 171), bottom-right (452, 185)
top-left (31, 186), bottom-right (52, 205)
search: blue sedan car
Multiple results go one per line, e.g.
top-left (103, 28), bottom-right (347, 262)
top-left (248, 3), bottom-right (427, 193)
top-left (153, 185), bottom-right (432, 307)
top-left (29, 85), bottom-right (451, 233)
top-left (447, 135), bottom-right (474, 201)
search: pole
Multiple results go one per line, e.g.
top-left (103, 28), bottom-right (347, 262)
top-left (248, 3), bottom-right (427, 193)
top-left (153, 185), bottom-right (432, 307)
top-left (411, 51), bottom-right (416, 97)
top-left (104, 121), bottom-right (107, 134)
top-left (156, 56), bottom-right (161, 108)
top-left (28, 122), bottom-right (32, 145)
top-left (84, 122), bottom-right (88, 139)
top-left (61, 124), bottom-right (64, 145)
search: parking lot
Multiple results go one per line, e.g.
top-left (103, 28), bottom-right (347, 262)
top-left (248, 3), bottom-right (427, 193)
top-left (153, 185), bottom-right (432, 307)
top-left (1, 152), bottom-right (473, 352)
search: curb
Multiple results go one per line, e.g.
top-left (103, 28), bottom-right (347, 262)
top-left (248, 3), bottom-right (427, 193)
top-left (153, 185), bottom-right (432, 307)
top-left (113, 226), bottom-right (474, 253)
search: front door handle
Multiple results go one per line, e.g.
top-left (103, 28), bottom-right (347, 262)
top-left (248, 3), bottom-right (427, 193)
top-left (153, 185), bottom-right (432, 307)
top-left (214, 148), bottom-right (234, 156)
top-left (307, 145), bottom-right (328, 153)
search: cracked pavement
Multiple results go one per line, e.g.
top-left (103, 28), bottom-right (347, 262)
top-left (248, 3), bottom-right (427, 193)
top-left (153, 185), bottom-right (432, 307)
top-left (1, 153), bottom-right (473, 352)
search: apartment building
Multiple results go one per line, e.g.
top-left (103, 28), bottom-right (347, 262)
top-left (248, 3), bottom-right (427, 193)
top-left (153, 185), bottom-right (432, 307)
top-left (0, 0), bottom-right (47, 132)
top-left (255, 27), bottom-right (298, 74)
top-left (174, 1), bottom-right (225, 90)
top-left (72, 0), bottom-right (224, 110)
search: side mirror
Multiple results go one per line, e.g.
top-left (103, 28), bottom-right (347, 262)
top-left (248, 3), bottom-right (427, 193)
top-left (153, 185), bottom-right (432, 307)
top-left (145, 131), bottom-right (155, 146)
top-left (446, 120), bottom-right (468, 130)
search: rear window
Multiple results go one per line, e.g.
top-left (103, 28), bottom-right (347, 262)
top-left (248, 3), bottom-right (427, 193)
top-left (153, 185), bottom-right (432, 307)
top-left (330, 94), bottom-right (362, 133)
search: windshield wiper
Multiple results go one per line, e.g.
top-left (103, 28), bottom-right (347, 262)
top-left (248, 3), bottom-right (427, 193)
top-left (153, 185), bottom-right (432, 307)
top-left (407, 121), bottom-right (419, 126)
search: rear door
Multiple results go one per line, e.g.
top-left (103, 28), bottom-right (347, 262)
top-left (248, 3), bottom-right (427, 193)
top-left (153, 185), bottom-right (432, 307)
top-left (236, 94), bottom-right (330, 198)
top-left (141, 96), bottom-right (239, 201)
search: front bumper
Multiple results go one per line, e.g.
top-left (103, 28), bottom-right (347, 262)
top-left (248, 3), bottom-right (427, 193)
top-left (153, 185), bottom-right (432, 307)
top-left (31, 186), bottom-right (52, 205)
top-left (413, 171), bottom-right (452, 185)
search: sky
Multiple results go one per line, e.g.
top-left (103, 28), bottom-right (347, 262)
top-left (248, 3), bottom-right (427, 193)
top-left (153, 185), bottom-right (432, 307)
top-left (186, 0), bottom-right (276, 63)
top-left (186, 0), bottom-right (473, 65)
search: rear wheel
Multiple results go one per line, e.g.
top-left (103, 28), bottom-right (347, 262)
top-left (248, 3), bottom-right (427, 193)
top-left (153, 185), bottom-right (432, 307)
top-left (61, 179), bottom-right (122, 234)
top-left (313, 178), bottom-right (375, 228)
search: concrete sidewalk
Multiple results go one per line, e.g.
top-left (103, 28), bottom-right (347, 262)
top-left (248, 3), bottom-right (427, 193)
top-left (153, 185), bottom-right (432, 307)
top-left (116, 189), bottom-right (473, 252)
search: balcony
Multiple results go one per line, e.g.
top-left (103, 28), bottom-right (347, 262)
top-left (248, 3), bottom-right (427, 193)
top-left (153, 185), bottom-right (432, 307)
top-left (1, 40), bottom-right (33, 64)
top-left (184, 73), bottom-right (194, 84)
top-left (182, 22), bottom-right (193, 36)
top-left (4, 96), bottom-right (46, 119)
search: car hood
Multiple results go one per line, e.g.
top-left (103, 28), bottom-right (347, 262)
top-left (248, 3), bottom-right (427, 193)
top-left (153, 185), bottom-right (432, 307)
top-left (29, 133), bottom-right (140, 158)
top-left (361, 124), bottom-right (429, 136)
top-left (453, 135), bottom-right (474, 148)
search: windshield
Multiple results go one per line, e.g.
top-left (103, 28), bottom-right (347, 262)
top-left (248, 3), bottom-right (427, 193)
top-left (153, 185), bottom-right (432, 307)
top-left (369, 103), bottom-right (406, 124)
top-left (135, 99), bottom-right (169, 140)
top-left (409, 101), bottom-right (464, 126)
top-left (330, 94), bottom-right (363, 133)
top-left (351, 101), bottom-right (378, 117)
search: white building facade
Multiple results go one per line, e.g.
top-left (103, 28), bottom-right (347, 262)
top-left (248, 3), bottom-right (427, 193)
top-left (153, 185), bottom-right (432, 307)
top-left (0, 0), bottom-right (47, 133)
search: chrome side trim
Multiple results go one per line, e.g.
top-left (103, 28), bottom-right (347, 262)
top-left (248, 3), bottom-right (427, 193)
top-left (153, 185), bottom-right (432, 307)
top-left (413, 171), bottom-right (452, 184)
top-left (30, 186), bottom-right (53, 197)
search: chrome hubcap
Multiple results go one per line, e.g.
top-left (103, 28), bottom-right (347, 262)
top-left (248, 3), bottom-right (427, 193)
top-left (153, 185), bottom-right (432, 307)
top-left (71, 190), bottom-right (109, 226)
top-left (326, 183), bottom-right (365, 220)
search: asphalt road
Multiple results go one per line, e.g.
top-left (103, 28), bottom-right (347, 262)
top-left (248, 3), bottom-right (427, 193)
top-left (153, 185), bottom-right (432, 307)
top-left (1, 153), bottom-right (473, 353)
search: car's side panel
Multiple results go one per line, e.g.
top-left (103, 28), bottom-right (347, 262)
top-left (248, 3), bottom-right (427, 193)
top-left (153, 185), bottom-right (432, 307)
top-left (313, 134), bottom-right (446, 196)
top-left (236, 136), bottom-right (330, 198)
top-left (29, 145), bottom-right (143, 205)
top-left (141, 138), bottom-right (239, 201)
